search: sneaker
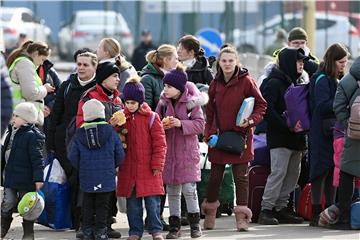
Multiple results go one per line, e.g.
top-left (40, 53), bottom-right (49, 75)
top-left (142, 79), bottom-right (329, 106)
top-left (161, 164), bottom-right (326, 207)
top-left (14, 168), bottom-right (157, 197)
top-left (274, 207), bottom-right (304, 224)
top-left (258, 209), bottom-right (279, 225)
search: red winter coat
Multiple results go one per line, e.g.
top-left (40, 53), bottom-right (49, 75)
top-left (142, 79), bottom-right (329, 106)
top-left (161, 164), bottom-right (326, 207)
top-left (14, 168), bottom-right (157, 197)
top-left (116, 103), bottom-right (166, 198)
top-left (76, 84), bottom-right (123, 128)
top-left (204, 67), bottom-right (267, 164)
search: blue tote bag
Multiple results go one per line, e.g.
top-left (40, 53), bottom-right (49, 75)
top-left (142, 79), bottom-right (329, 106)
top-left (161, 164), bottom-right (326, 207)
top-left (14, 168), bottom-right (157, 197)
top-left (37, 153), bottom-right (72, 230)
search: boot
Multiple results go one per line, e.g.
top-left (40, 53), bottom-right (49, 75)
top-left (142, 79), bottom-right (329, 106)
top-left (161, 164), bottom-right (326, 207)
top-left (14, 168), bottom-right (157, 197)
top-left (309, 204), bottom-right (322, 227)
top-left (258, 209), bottom-right (279, 225)
top-left (94, 227), bottom-right (108, 240)
top-left (329, 210), bottom-right (351, 230)
top-left (187, 212), bottom-right (202, 238)
top-left (106, 223), bottom-right (121, 238)
top-left (180, 211), bottom-right (189, 226)
top-left (233, 206), bottom-right (252, 231)
top-left (274, 207), bottom-right (304, 224)
top-left (166, 216), bottom-right (181, 239)
top-left (201, 199), bottom-right (220, 230)
top-left (1, 216), bottom-right (12, 238)
top-left (82, 226), bottom-right (93, 240)
top-left (21, 221), bottom-right (34, 240)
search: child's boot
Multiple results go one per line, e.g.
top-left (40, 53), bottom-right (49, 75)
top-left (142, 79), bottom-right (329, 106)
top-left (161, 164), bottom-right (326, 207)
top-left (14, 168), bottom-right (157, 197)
top-left (21, 220), bottom-right (34, 240)
top-left (187, 212), bottom-right (202, 238)
top-left (234, 206), bottom-right (252, 231)
top-left (201, 199), bottom-right (220, 230)
top-left (166, 216), bottom-right (181, 239)
top-left (95, 227), bottom-right (108, 240)
top-left (82, 226), bottom-right (94, 240)
top-left (1, 215), bottom-right (13, 238)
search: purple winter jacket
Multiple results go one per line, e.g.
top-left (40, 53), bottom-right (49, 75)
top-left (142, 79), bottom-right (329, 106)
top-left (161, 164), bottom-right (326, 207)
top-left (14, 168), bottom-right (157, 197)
top-left (156, 82), bottom-right (208, 185)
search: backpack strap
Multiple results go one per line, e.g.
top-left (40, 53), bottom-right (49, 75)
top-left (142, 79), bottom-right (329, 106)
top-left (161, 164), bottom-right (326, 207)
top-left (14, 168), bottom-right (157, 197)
top-left (315, 74), bottom-right (325, 85)
top-left (63, 81), bottom-right (72, 98)
top-left (149, 112), bottom-right (156, 129)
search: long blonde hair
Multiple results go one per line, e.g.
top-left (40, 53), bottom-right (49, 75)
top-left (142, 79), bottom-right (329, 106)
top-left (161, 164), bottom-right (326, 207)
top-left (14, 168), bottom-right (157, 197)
top-left (145, 44), bottom-right (176, 67)
top-left (100, 37), bottom-right (130, 69)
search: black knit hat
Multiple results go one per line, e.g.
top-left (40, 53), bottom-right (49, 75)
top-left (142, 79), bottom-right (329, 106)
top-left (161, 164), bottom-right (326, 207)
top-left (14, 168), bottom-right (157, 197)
top-left (96, 62), bottom-right (120, 84)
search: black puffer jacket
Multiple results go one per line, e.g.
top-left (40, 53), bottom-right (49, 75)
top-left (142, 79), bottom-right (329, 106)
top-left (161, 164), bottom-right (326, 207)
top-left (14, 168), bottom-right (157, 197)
top-left (186, 56), bottom-right (214, 85)
top-left (47, 74), bottom-right (96, 175)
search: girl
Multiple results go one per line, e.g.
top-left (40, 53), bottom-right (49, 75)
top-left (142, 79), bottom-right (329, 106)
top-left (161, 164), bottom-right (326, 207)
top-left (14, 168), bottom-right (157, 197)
top-left (116, 76), bottom-right (166, 240)
top-left (204, 45), bottom-right (266, 231)
top-left (308, 43), bottom-right (350, 226)
top-left (156, 65), bottom-right (207, 238)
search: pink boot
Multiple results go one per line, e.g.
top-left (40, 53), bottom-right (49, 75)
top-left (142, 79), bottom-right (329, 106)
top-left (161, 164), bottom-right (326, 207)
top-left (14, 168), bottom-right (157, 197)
top-left (234, 206), bottom-right (252, 231)
top-left (201, 199), bottom-right (220, 230)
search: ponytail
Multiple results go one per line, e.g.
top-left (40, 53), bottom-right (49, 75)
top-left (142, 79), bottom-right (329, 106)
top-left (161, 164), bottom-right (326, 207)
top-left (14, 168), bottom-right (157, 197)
top-left (6, 40), bottom-right (33, 68)
top-left (145, 44), bottom-right (176, 67)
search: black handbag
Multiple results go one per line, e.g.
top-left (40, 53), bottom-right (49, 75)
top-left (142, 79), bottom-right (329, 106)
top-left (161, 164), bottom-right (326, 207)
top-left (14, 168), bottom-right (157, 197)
top-left (212, 80), bottom-right (247, 154)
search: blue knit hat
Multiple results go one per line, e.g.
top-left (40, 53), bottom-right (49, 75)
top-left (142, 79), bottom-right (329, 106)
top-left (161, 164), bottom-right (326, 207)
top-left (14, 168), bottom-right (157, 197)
top-left (122, 76), bottom-right (145, 104)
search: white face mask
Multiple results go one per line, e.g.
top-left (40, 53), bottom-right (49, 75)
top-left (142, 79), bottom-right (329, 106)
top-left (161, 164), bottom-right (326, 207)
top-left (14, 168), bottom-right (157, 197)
top-left (182, 58), bottom-right (196, 68)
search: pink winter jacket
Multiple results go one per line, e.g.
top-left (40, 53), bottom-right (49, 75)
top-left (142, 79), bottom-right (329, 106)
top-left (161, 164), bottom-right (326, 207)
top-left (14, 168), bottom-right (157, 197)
top-left (156, 82), bottom-right (207, 185)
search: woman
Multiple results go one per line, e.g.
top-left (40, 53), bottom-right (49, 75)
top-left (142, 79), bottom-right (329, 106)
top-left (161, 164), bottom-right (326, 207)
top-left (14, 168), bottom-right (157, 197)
top-left (332, 56), bottom-right (360, 230)
top-left (140, 44), bottom-right (178, 111)
top-left (308, 43), bottom-right (349, 226)
top-left (7, 40), bottom-right (55, 126)
top-left (47, 51), bottom-right (98, 232)
top-left (203, 45), bottom-right (266, 231)
top-left (177, 35), bottom-right (213, 86)
top-left (96, 37), bottom-right (137, 97)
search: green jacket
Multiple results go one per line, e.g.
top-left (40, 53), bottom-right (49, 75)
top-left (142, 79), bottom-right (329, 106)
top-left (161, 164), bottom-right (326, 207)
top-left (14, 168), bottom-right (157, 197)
top-left (140, 63), bottom-right (164, 111)
top-left (333, 57), bottom-right (360, 177)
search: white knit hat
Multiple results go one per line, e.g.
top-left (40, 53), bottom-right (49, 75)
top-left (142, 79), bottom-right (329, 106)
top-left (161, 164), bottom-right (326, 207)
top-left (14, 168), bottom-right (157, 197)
top-left (82, 99), bottom-right (105, 122)
top-left (13, 102), bottom-right (38, 124)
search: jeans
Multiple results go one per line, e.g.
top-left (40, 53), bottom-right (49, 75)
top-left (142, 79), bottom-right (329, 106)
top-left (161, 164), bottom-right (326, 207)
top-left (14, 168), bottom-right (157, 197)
top-left (261, 148), bottom-right (302, 211)
top-left (1, 188), bottom-right (28, 218)
top-left (126, 189), bottom-right (162, 237)
top-left (167, 183), bottom-right (200, 217)
top-left (82, 192), bottom-right (111, 233)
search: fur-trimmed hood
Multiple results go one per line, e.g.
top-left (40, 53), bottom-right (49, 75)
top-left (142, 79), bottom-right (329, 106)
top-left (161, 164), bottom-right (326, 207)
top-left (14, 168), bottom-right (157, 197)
top-left (158, 81), bottom-right (208, 110)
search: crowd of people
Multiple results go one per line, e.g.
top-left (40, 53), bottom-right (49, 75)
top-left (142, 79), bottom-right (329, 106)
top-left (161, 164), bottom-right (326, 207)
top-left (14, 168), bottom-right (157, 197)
top-left (0, 26), bottom-right (359, 240)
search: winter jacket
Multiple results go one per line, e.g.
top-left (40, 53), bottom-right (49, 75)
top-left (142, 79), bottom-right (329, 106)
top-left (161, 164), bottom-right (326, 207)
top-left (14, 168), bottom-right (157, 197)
top-left (37, 59), bottom-right (62, 108)
top-left (140, 63), bottom-right (165, 110)
top-left (186, 56), bottom-right (214, 85)
top-left (262, 49), bottom-right (308, 151)
top-left (68, 122), bottom-right (124, 193)
top-left (1, 124), bottom-right (44, 191)
top-left (47, 74), bottom-right (96, 176)
top-left (116, 103), bottom-right (166, 198)
top-left (308, 71), bottom-right (338, 181)
top-left (204, 66), bottom-right (267, 164)
top-left (76, 84), bottom-right (123, 128)
top-left (1, 54), bottom-right (12, 136)
top-left (132, 41), bottom-right (157, 71)
top-left (333, 57), bottom-right (360, 178)
top-left (156, 82), bottom-right (207, 185)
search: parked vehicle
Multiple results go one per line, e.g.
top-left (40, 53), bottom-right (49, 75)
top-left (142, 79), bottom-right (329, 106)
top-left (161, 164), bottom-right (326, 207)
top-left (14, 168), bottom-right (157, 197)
top-left (58, 10), bottom-right (134, 60)
top-left (233, 12), bottom-right (360, 58)
top-left (1, 7), bottom-right (51, 53)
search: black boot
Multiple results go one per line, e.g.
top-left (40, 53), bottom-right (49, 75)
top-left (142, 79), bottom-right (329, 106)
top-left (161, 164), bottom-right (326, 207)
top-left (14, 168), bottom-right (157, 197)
top-left (258, 209), bottom-right (279, 225)
top-left (1, 215), bottom-right (12, 238)
top-left (274, 207), bottom-right (304, 224)
top-left (187, 213), bottom-right (202, 238)
top-left (180, 211), bottom-right (189, 226)
top-left (95, 227), bottom-right (108, 240)
top-left (161, 216), bottom-right (170, 231)
top-left (106, 224), bottom-right (121, 239)
top-left (309, 204), bottom-right (322, 227)
top-left (21, 221), bottom-right (34, 240)
top-left (82, 226), bottom-right (94, 240)
top-left (166, 216), bottom-right (181, 239)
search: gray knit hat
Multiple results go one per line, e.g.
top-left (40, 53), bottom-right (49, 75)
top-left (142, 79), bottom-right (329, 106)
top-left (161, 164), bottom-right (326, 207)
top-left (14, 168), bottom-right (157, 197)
top-left (13, 102), bottom-right (38, 124)
top-left (288, 27), bottom-right (308, 42)
top-left (82, 99), bottom-right (105, 122)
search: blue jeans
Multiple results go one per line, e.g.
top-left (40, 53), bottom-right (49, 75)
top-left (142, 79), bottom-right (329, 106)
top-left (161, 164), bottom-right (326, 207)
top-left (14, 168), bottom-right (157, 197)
top-left (126, 189), bottom-right (162, 237)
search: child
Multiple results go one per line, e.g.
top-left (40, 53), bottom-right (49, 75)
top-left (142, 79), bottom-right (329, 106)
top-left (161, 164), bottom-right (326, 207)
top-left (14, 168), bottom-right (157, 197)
top-left (156, 65), bottom-right (207, 239)
top-left (116, 76), bottom-right (166, 240)
top-left (68, 99), bottom-right (125, 240)
top-left (1, 102), bottom-right (45, 239)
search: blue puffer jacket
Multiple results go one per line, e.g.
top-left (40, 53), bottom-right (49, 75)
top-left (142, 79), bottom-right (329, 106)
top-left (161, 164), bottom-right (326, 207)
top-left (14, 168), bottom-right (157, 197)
top-left (68, 121), bottom-right (125, 193)
top-left (1, 124), bottom-right (45, 191)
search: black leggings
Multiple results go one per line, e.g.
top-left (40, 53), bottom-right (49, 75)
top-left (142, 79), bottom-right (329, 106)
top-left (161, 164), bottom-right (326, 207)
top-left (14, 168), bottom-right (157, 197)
top-left (338, 170), bottom-right (355, 219)
top-left (311, 169), bottom-right (336, 206)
